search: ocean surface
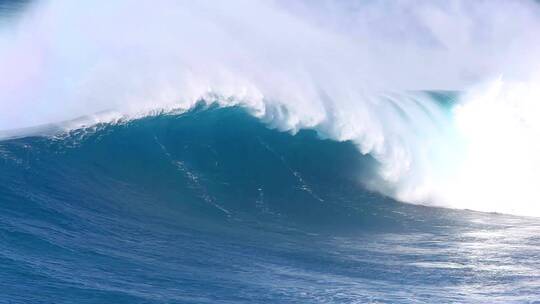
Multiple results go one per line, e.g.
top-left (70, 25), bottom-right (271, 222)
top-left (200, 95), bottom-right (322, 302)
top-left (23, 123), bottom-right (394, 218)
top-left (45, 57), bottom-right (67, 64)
top-left (1, 106), bottom-right (540, 303)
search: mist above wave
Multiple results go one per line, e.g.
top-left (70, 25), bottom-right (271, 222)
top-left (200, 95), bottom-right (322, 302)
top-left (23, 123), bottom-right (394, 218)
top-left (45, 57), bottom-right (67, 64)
top-left (2, 0), bottom-right (539, 129)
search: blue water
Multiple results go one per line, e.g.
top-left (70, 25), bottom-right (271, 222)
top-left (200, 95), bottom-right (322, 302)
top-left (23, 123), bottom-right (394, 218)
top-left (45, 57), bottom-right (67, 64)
top-left (1, 106), bottom-right (540, 303)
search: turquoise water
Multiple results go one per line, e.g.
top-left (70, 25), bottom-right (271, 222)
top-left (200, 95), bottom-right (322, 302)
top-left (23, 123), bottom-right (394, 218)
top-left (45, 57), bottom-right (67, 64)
top-left (1, 107), bottom-right (540, 303)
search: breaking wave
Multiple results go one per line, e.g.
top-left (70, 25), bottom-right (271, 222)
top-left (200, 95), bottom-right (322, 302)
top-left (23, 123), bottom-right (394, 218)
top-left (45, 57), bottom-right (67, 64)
top-left (1, 0), bottom-right (540, 215)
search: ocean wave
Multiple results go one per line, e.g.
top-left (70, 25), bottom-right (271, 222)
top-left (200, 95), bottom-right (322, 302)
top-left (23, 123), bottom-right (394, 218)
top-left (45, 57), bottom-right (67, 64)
top-left (1, 88), bottom-right (539, 218)
top-left (1, 0), bottom-right (540, 216)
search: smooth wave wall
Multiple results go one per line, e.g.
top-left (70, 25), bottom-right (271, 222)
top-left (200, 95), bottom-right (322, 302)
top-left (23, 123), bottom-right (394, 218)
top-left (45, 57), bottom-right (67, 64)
top-left (0, 107), bottom-right (413, 231)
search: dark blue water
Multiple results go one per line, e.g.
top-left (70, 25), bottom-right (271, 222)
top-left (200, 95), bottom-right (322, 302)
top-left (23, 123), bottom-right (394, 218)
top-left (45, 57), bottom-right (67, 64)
top-left (1, 106), bottom-right (540, 303)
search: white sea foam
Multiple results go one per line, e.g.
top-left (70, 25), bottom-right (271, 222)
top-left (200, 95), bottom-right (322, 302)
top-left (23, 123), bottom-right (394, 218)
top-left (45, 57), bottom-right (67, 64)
top-left (1, 0), bottom-right (540, 215)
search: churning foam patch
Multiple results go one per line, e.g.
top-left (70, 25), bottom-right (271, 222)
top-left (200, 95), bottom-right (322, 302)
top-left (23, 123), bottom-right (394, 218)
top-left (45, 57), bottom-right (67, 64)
top-left (394, 77), bottom-right (540, 216)
top-left (450, 78), bottom-right (540, 216)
